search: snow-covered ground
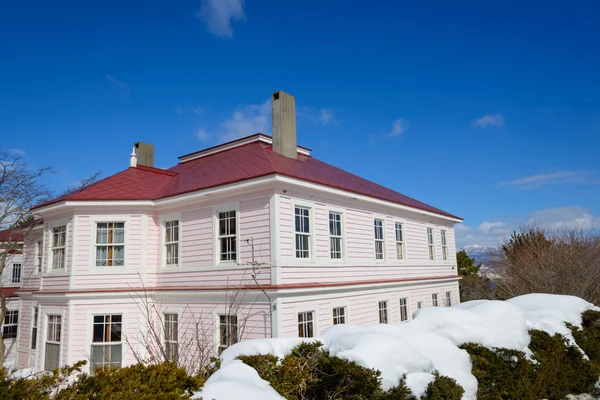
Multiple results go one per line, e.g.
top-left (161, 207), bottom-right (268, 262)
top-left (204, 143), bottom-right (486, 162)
top-left (194, 294), bottom-right (600, 400)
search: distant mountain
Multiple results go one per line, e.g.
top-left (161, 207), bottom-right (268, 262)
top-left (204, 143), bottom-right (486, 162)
top-left (461, 244), bottom-right (498, 267)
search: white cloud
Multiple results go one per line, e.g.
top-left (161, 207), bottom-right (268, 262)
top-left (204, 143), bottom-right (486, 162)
top-left (390, 119), bottom-right (408, 136)
top-left (454, 223), bottom-right (472, 236)
top-left (106, 74), bottom-right (129, 100)
top-left (198, 0), bottom-right (245, 38)
top-left (477, 221), bottom-right (510, 236)
top-left (195, 128), bottom-right (210, 142)
top-left (473, 113), bottom-right (504, 128)
top-left (297, 107), bottom-right (337, 126)
top-left (525, 206), bottom-right (596, 230)
top-left (218, 100), bottom-right (270, 141)
top-left (496, 170), bottom-right (599, 189)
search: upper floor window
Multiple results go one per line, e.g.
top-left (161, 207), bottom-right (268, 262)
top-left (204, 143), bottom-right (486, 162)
top-left (427, 227), bottom-right (435, 261)
top-left (329, 212), bottom-right (342, 259)
top-left (2, 310), bottom-right (18, 339)
top-left (51, 226), bottom-right (66, 269)
top-left (395, 223), bottom-right (405, 260)
top-left (45, 315), bottom-right (61, 371)
top-left (164, 313), bottom-right (178, 362)
top-left (295, 207), bottom-right (311, 259)
top-left (445, 291), bottom-right (452, 307)
top-left (11, 264), bottom-right (21, 283)
top-left (374, 219), bottom-right (384, 260)
top-left (399, 298), bottom-right (409, 322)
top-left (165, 221), bottom-right (179, 266)
top-left (31, 307), bottom-right (39, 350)
top-left (417, 301), bottom-right (424, 309)
top-left (95, 223), bottom-right (124, 267)
top-left (218, 211), bottom-right (237, 262)
top-left (91, 314), bottom-right (122, 369)
top-left (378, 301), bottom-right (389, 324)
top-left (432, 293), bottom-right (439, 307)
top-left (332, 307), bottom-right (346, 325)
top-left (35, 241), bottom-right (43, 273)
top-left (298, 311), bottom-right (314, 338)
top-left (219, 314), bottom-right (238, 354)
top-left (441, 230), bottom-right (448, 261)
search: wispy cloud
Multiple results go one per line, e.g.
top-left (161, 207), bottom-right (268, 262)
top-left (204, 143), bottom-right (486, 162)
top-left (297, 107), bottom-right (337, 126)
top-left (7, 148), bottom-right (27, 156)
top-left (195, 128), bottom-right (210, 142)
top-left (496, 170), bottom-right (599, 189)
top-left (198, 0), bottom-right (245, 38)
top-left (175, 105), bottom-right (203, 115)
top-left (389, 119), bottom-right (408, 136)
top-left (216, 100), bottom-right (270, 141)
top-left (473, 113), bottom-right (504, 128)
top-left (106, 74), bottom-right (129, 100)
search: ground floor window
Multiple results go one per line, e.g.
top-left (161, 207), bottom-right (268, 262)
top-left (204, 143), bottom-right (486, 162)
top-left (45, 315), bottom-right (61, 371)
top-left (298, 311), bottom-right (314, 338)
top-left (91, 315), bottom-right (122, 369)
top-left (445, 292), bottom-right (452, 307)
top-left (31, 307), bottom-right (38, 349)
top-left (432, 293), bottom-right (439, 307)
top-left (2, 310), bottom-right (18, 339)
top-left (164, 313), bottom-right (178, 362)
top-left (399, 298), bottom-right (409, 322)
top-left (378, 301), bottom-right (389, 324)
top-left (219, 315), bottom-right (238, 354)
top-left (332, 307), bottom-right (346, 325)
top-left (417, 301), bottom-right (424, 309)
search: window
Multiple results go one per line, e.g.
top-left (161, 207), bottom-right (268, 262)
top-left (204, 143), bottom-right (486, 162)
top-left (399, 298), bottom-right (409, 322)
top-left (395, 222), bottom-right (405, 260)
top-left (31, 307), bottom-right (38, 350)
top-left (164, 313), bottom-right (178, 362)
top-left (11, 264), bottom-right (21, 283)
top-left (35, 241), bottom-right (43, 273)
top-left (332, 307), bottom-right (346, 325)
top-left (219, 315), bottom-right (238, 353)
top-left (427, 227), bottom-right (435, 261)
top-left (295, 207), bottom-right (311, 259)
top-left (378, 301), bottom-right (389, 324)
top-left (91, 315), bottom-right (122, 369)
top-left (2, 310), bottom-right (18, 339)
top-left (165, 220), bottom-right (179, 266)
top-left (45, 315), bottom-right (61, 371)
top-left (329, 212), bottom-right (343, 259)
top-left (441, 230), bottom-right (448, 261)
top-left (51, 226), bottom-right (66, 269)
top-left (417, 301), bottom-right (424, 309)
top-left (432, 293), bottom-right (439, 307)
top-left (298, 311), bottom-right (314, 338)
top-left (218, 211), bottom-right (237, 262)
top-left (446, 292), bottom-right (452, 307)
top-left (374, 219), bottom-right (384, 260)
top-left (95, 223), bottom-right (125, 267)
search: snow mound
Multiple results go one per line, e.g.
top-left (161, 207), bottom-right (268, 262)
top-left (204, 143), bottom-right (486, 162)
top-left (193, 294), bottom-right (598, 400)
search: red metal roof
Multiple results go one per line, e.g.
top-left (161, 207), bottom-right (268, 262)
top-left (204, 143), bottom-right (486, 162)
top-left (35, 136), bottom-right (461, 219)
top-left (0, 229), bottom-right (23, 243)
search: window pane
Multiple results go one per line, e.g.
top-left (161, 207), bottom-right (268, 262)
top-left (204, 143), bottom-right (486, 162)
top-left (45, 343), bottom-right (60, 371)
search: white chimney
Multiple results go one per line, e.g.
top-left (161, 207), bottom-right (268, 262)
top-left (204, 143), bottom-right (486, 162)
top-left (130, 146), bottom-right (137, 168)
top-left (271, 91), bottom-right (297, 159)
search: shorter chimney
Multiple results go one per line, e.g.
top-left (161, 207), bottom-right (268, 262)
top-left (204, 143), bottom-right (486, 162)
top-left (271, 91), bottom-right (297, 159)
top-left (134, 142), bottom-right (155, 167)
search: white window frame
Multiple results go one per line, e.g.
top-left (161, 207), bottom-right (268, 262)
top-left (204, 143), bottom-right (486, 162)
top-left (35, 240), bottom-right (43, 274)
top-left (294, 206), bottom-right (312, 260)
top-left (441, 229), bottom-right (448, 261)
top-left (374, 219), bottom-right (385, 260)
top-left (44, 314), bottom-right (61, 371)
top-left (297, 310), bottom-right (315, 338)
top-left (90, 314), bottom-right (123, 369)
top-left (164, 313), bottom-right (178, 362)
top-left (332, 306), bottom-right (346, 325)
top-left (417, 301), bottom-right (424, 309)
top-left (218, 314), bottom-right (238, 354)
top-left (427, 227), bottom-right (435, 261)
top-left (445, 291), bottom-right (452, 307)
top-left (399, 298), bottom-right (409, 322)
top-left (378, 301), bottom-right (389, 324)
top-left (31, 306), bottom-right (39, 350)
top-left (94, 222), bottom-right (126, 268)
top-left (432, 293), bottom-right (439, 307)
top-left (395, 222), bottom-right (405, 261)
top-left (2, 310), bottom-right (18, 339)
top-left (218, 211), bottom-right (237, 263)
top-left (11, 263), bottom-right (21, 283)
top-left (328, 211), bottom-right (344, 260)
top-left (213, 202), bottom-right (240, 266)
top-left (49, 224), bottom-right (67, 270)
top-left (163, 219), bottom-right (181, 267)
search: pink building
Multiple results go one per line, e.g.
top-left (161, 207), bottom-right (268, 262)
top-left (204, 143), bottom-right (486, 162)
top-left (12, 91), bottom-right (462, 372)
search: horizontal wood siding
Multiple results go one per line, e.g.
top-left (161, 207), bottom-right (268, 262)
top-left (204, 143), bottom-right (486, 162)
top-left (280, 281), bottom-right (460, 337)
top-left (145, 215), bottom-right (160, 286)
top-left (74, 216), bottom-right (91, 272)
top-left (42, 275), bottom-right (70, 291)
top-left (239, 197), bottom-right (271, 265)
top-left (180, 207), bottom-right (213, 267)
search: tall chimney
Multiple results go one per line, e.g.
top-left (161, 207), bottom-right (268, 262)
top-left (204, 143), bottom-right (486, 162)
top-left (134, 142), bottom-right (154, 167)
top-left (271, 91), bottom-right (297, 159)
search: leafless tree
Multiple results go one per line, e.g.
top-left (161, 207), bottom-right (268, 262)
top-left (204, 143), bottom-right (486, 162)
top-left (487, 223), bottom-right (600, 305)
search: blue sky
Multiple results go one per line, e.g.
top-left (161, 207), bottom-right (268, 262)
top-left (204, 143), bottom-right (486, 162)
top-left (1, 0), bottom-right (599, 248)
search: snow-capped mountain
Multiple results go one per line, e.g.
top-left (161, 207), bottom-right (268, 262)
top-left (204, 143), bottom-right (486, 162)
top-left (461, 244), bottom-right (498, 266)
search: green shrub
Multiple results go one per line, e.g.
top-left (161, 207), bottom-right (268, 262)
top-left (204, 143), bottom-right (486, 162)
top-left (55, 362), bottom-right (204, 400)
top-left (529, 329), bottom-right (599, 399)
top-left (570, 310), bottom-right (600, 365)
top-left (0, 361), bottom-right (85, 400)
top-left (377, 377), bottom-right (415, 400)
top-left (421, 372), bottom-right (464, 400)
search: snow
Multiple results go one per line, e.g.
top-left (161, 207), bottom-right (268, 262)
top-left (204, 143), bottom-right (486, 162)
top-left (193, 294), bottom-right (599, 400)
